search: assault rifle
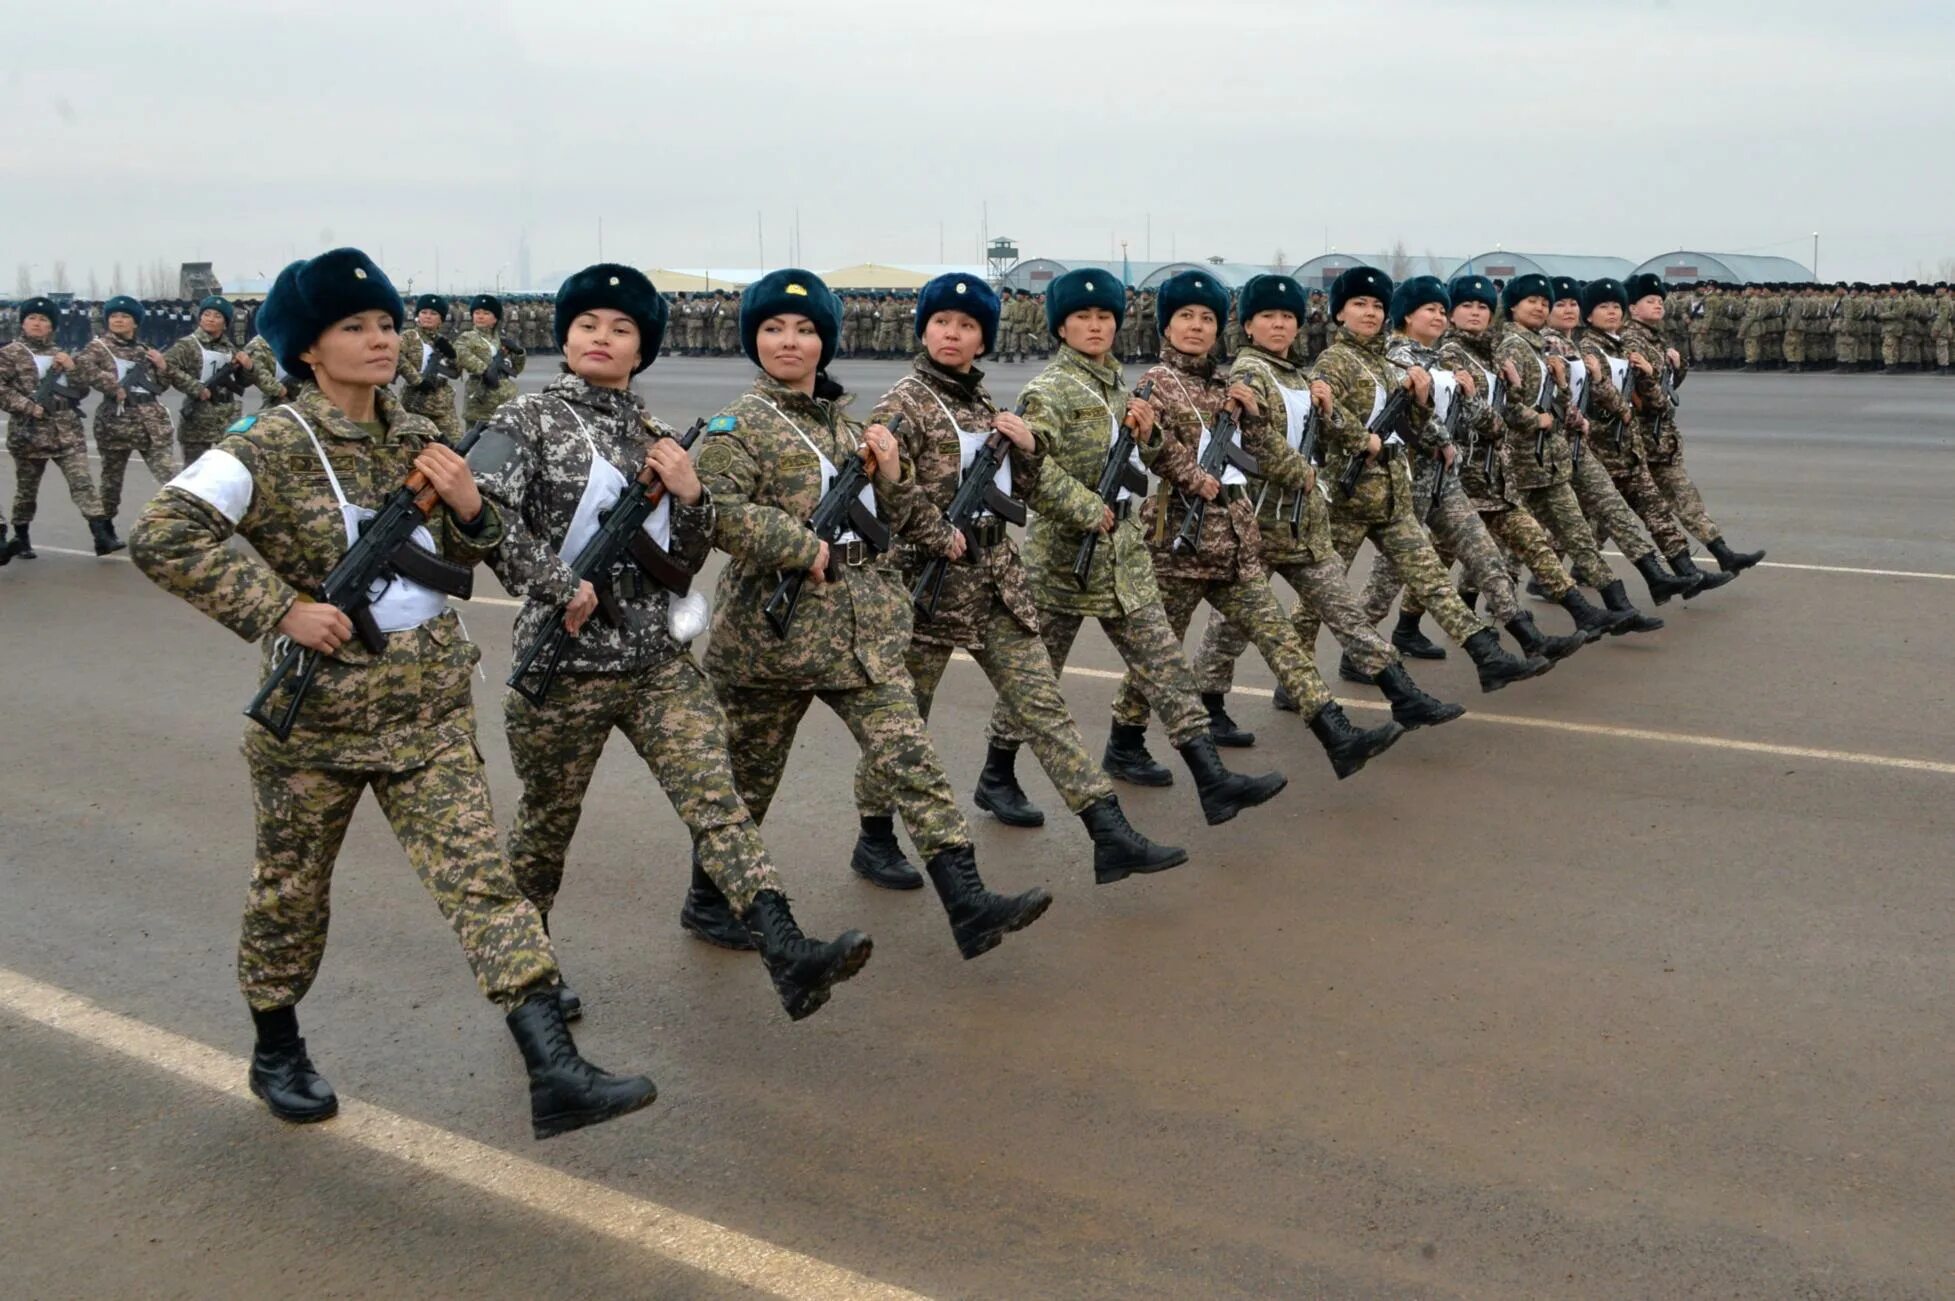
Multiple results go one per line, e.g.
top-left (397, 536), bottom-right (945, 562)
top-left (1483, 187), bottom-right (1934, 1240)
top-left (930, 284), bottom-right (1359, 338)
top-left (481, 336), bottom-right (523, 388)
top-left (1338, 386), bottom-right (1413, 498)
top-left (506, 419), bottom-right (708, 705)
top-left (1286, 397), bottom-right (1322, 528)
top-left (1531, 362), bottom-right (1557, 465)
top-left (1170, 397), bottom-right (1260, 556)
top-left (119, 358), bottom-right (163, 409)
top-left (911, 402), bottom-right (1029, 619)
top-left (31, 364), bottom-right (78, 412)
top-left (200, 358), bottom-right (252, 404)
top-left (417, 335), bottom-right (461, 387)
top-left (245, 427), bottom-right (485, 742)
top-left (763, 416), bottom-right (900, 638)
top-left (1071, 379), bottom-right (1154, 588)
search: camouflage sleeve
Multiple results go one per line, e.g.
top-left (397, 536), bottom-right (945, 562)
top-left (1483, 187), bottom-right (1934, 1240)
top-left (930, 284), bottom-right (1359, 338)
top-left (509, 343), bottom-right (528, 376)
top-left (393, 331), bottom-right (421, 388)
top-left (0, 346), bottom-right (35, 416)
top-left (129, 433), bottom-right (297, 643)
top-left (72, 340), bottom-right (117, 395)
top-left (1137, 368), bottom-right (1203, 492)
top-left (1229, 360), bottom-right (1309, 491)
top-left (868, 386), bottom-right (955, 553)
top-left (1578, 339), bottom-right (1628, 417)
top-left (470, 403), bottom-right (580, 606)
top-left (1020, 381), bottom-right (1110, 532)
top-left (1623, 333), bottom-right (1670, 419)
top-left (694, 424), bottom-right (822, 572)
top-left (1495, 338), bottom-right (1542, 432)
top-left (1306, 350), bottom-right (1371, 457)
top-left (1438, 342), bottom-right (1499, 442)
top-left (454, 332), bottom-right (491, 376)
top-left (656, 421), bottom-right (716, 574)
top-left (1383, 341), bottom-right (1447, 453)
top-left (246, 339), bottom-right (282, 399)
top-left (161, 336), bottom-right (203, 396)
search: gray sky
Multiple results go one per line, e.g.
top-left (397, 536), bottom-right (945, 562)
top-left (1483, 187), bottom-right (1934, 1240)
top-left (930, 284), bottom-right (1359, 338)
top-left (9, 0), bottom-right (1954, 294)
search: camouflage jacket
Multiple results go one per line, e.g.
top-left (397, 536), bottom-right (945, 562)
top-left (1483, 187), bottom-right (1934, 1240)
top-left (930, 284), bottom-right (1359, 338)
top-left (1620, 320), bottom-right (1681, 461)
top-left (0, 337), bottom-right (90, 455)
top-left (242, 334), bottom-right (294, 410)
top-left (394, 326), bottom-right (458, 418)
top-left (162, 328), bottom-right (246, 437)
top-left (75, 332), bottom-right (172, 448)
top-left (1436, 327), bottom-right (1518, 512)
top-left (1496, 324), bottom-right (1575, 491)
top-left (456, 326), bottom-right (524, 421)
top-left (1226, 344), bottom-right (1338, 566)
top-left (1136, 344), bottom-right (1263, 583)
top-left (866, 356), bottom-right (1042, 650)
top-left (1309, 326), bottom-right (1418, 526)
top-left (1018, 345), bottom-right (1161, 618)
top-left (696, 371), bottom-right (914, 689)
top-left (473, 374), bottom-right (715, 677)
top-left (128, 383), bottom-right (504, 771)
top-left (1572, 326), bottom-right (1645, 473)
top-left (1383, 332), bottom-right (1460, 502)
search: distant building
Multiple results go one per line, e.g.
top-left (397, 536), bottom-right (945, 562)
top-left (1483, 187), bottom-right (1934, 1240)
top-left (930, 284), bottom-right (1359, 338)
top-left (1448, 252), bottom-right (1636, 284)
top-left (1290, 252), bottom-right (1463, 288)
top-left (1630, 250), bottom-right (1814, 285)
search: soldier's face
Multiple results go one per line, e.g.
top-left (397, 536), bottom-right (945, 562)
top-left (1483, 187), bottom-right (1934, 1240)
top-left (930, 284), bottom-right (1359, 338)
top-left (472, 309), bottom-right (499, 329)
top-left (755, 314), bottom-right (822, 385)
top-left (1402, 303), bottom-right (1448, 345)
top-left (199, 309), bottom-right (228, 336)
top-left (1510, 296), bottom-right (1550, 329)
top-left (1587, 302), bottom-right (1625, 332)
top-left (1630, 296), bottom-right (1665, 324)
top-left (22, 314), bottom-right (53, 341)
top-left (416, 309), bottom-right (444, 331)
top-left (565, 308), bottom-right (642, 387)
top-left (1450, 302), bottom-right (1491, 333)
top-left (1549, 300), bottom-right (1581, 330)
top-left (1338, 296), bottom-right (1385, 338)
top-left (300, 309), bottom-right (401, 387)
top-left (922, 310), bottom-right (984, 370)
top-left (1245, 310), bottom-right (1297, 353)
top-left (1164, 305), bottom-right (1217, 355)
top-left (1059, 307), bottom-right (1118, 357)
top-left (108, 312), bottom-right (138, 338)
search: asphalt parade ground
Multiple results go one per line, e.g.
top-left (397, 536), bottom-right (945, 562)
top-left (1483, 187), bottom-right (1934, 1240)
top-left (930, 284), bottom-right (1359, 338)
top-left (2, 362), bottom-right (1952, 1298)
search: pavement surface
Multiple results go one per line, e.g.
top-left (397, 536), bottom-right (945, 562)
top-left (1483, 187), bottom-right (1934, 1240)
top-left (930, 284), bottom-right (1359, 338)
top-left (2, 363), bottom-right (1952, 1299)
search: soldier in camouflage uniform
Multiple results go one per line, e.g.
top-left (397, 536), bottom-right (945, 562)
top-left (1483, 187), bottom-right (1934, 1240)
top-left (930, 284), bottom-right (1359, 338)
top-left (1111, 271), bottom-right (1418, 774)
top-left (713, 290), bottom-right (740, 356)
top-left (846, 273), bottom-right (1187, 889)
top-left (162, 295), bottom-right (255, 465)
top-left (1621, 275), bottom-right (1767, 578)
top-left (472, 265), bottom-right (871, 1022)
top-left (985, 268), bottom-right (1289, 822)
top-left (1, 295), bottom-right (114, 560)
top-left (393, 293), bottom-right (463, 442)
top-left (73, 294), bottom-right (180, 545)
top-left (456, 293), bottom-right (525, 425)
top-left (691, 269), bottom-right (1053, 961)
top-left (1932, 286), bottom-right (1953, 374)
top-left (128, 247), bottom-right (654, 1140)
top-left (243, 331), bottom-right (299, 413)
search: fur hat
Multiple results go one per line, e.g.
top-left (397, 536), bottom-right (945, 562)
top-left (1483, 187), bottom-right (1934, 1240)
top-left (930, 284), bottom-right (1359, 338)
top-left (1624, 273), bottom-right (1668, 304)
top-left (1044, 268), bottom-right (1126, 337)
top-left (104, 294), bottom-right (145, 325)
top-left (739, 268), bottom-right (841, 369)
top-left (1580, 278), bottom-right (1630, 318)
top-left (1157, 269), bottom-right (1232, 329)
top-left (1236, 273), bottom-right (1307, 324)
top-left (554, 264), bottom-right (668, 372)
top-left (1501, 273), bottom-right (1552, 312)
top-left (1329, 266), bottom-right (1393, 320)
top-left (1447, 275), bottom-right (1497, 313)
top-left (256, 247), bottom-right (405, 380)
top-left (915, 272), bottom-right (1000, 355)
top-left (1388, 275), bottom-right (1449, 327)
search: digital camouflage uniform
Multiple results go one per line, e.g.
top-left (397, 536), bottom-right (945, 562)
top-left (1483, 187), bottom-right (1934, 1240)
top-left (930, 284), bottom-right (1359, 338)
top-left (74, 330), bottom-right (180, 522)
top-left (696, 371), bottom-right (972, 859)
top-left (1497, 322), bottom-right (1618, 589)
top-left (1, 336), bottom-right (102, 526)
top-left (1574, 326), bottom-right (1693, 558)
top-left (1114, 342), bottom-right (1341, 723)
top-left (242, 333), bottom-right (296, 414)
top-left (1542, 325), bottom-right (1665, 566)
top-left (1622, 318), bottom-right (1723, 545)
top-left (984, 345), bottom-right (1211, 750)
top-left (471, 374), bottom-right (781, 915)
top-left (456, 325), bottom-right (525, 425)
top-left (850, 356), bottom-right (1113, 818)
top-left (1195, 342), bottom-right (1403, 692)
top-left (162, 325), bottom-right (248, 464)
top-left (127, 383), bottom-right (559, 1012)
top-left (395, 324), bottom-right (463, 442)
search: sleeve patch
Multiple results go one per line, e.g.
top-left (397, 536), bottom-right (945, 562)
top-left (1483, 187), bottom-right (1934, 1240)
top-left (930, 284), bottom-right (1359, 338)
top-left (226, 416), bottom-right (258, 434)
top-left (167, 448), bottom-right (256, 524)
top-left (706, 415), bottom-right (738, 433)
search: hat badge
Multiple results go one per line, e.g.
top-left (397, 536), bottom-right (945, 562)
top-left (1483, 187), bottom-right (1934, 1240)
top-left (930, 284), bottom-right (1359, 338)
top-left (609, 276), bottom-right (620, 286)
top-left (955, 282), bottom-right (967, 294)
top-left (1085, 280), bottom-right (1095, 290)
top-left (353, 268), bottom-right (367, 280)
top-left (785, 283), bottom-right (809, 297)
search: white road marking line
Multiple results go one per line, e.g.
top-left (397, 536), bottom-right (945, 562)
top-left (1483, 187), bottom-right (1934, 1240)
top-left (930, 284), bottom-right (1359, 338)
top-left (1599, 550), bottom-right (1955, 582)
top-left (0, 966), bottom-right (930, 1301)
top-left (1021, 661), bottom-right (1955, 777)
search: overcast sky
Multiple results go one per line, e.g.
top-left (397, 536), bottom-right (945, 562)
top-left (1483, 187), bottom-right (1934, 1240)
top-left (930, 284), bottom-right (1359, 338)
top-left (8, 0), bottom-right (1954, 294)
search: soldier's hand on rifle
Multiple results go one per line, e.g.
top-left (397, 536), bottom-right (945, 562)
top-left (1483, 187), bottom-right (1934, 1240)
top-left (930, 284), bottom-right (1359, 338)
top-left (563, 581), bottom-right (599, 635)
top-left (1193, 472), bottom-right (1222, 502)
top-left (28, 404), bottom-right (46, 419)
top-left (1097, 505), bottom-right (1117, 534)
top-left (1404, 365), bottom-right (1432, 405)
top-left (645, 439), bottom-right (701, 505)
top-left (113, 387), bottom-right (127, 402)
top-left (1454, 368), bottom-right (1477, 398)
top-left (993, 410), bottom-right (1034, 451)
top-left (234, 352), bottom-right (252, 369)
top-left (863, 423), bottom-right (899, 482)
top-left (1583, 353), bottom-right (1603, 380)
top-left (942, 527), bottom-right (968, 561)
top-left (1547, 355), bottom-right (1567, 386)
top-left (1309, 379), bottom-right (1333, 415)
top-left (1441, 444), bottom-right (1458, 468)
top-left (1363, 432), bottom-right (1382, 459)
top-left (52, 351), bottom-right (74, 371)
top-left (1629, 354), bottom-right (1655, 376)
top-left (278, 600), bottom-right (355, 655)
top-left (197, 387), bottom-right (213, 401)
top-left (1568, 410), bottom-right (1590, 435)
top-left (1225, 383), bottom-right (1260, 417)
top-left (1124, 398), bottom-right (1156, 441)
top-left (1499, 360), bottom-right (1522, 387)
top-left (1536, 413), bottom-right (1554, 431)
top-left (807, 539), bottom-right (831, 584)
top-left (146, 348), bottom-right (168, 369)
top-left (413, 441), bottom-right (482, 521)
top-left (1665, 347), bottom-right (1682, 370)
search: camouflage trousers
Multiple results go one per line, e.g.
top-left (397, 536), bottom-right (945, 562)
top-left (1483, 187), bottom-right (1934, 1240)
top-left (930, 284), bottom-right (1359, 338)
top-left (10, 447), bottom-right (101, 525)
top-left (504, 657), bottom-right (779, 916)
top-left (1568, 449), bottom-right (1658, 564)
top-left (242, 738), bottom-right (560, 1012)
top-left (402, 386), bottom-right (463, 443)
top-left (856, 601), bottom-right (1111, 818)
top-left (1294, 512), bottom-right (1489, 657)
top-left (988, 601), bottom-right (1208, 750)
top-left (1410, 496), bottom-right (1578, 613)
top-left (1646, 456), bottom-right (1722, 547)
top-left (1131, 572), bottom-right (1334, 722)
top-left (1594, 456), bottom-right (1692, 559)
top-left (1361, 473), bottom-right (1524, 625)
top-left (1191, 560), bottom-right (1392, 707)
top-left (1520, 480), bottom-right (1616, 588)
top-left (719, 676), bottom-right (971, 859)
top-left (97, 437), bottom-right (181, 521)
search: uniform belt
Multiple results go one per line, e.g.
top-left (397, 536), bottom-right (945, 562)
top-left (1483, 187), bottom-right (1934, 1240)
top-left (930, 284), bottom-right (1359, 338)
top-left (967, 516), bottom-right (1008, 548)
top-left (834, 538), bottom-right (868, 567)
top-left (1110, 498), bottom-right (1134, 523)
top-left (605, 565), bottom-right (656, 601)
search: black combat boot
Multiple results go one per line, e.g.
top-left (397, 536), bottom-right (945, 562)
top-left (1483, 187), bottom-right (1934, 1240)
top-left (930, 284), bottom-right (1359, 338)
top-left (0, 523), bottom-right (9, 566)
top-left (1506, 611), bottom-right (1585, 665)
top-left (1337, 652), bottom-right (1376, 685)
top-left (247, 1006), bottom-right (338, 1124)
top-left (1632, 551), bottom-right (1701, 604)
top-left (1600, 579), bottom-right (1664, 633)
top-left (1525, 576), bottom-right (1547, 600)
top-left (1560, 587), bottom-right (1629, 640)
top-left (1304, 700), bottom-right (1407, 778)
top-left (506, 989), bottom-right (657, 1140)
top-left (1202, 692), bottom-right (1255, 748)
top-left (1177, 734), bottom-right (1288, 822)
top-left (1080, 795), bottom-right (1188, 885)
top-left (538, 912), bottom-right (582, 1021)
top-left (849, 815), bottom-right (922, 890)
top-left (1458, 588), bottom-right (1479, 613)
top-left (1390, 611), bottom-right (1446, 659)
top-left (6, 527), bottom-right (35, 560)
top-left (1463, 628), bottom-right (1548, 692)
top-left (1271, 683), bottom-right (1301, 712)
top-left (1669, 549), bottom-right (1735, 597)
top-left (679, 854), bottom-right (756, 951)
top-left (1103, 722), bottom-right (1174, 787)
top-left (924, 844), bottom-right (1052, 960)
top-left (89, 516), bottom-right (126, 555)
top-left (741, 890), bottom-right (873, 1022)
top-left (972, 742), bottom-right (1045, 827)
top-left (1372, 663), bottom-right (1465, 731)
top-left (1707, 537), bottom-right (1766, 574)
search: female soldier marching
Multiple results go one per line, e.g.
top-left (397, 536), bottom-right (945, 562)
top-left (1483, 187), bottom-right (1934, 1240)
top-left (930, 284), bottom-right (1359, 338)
top-left (469, 265), bottom-right (871, 1022)
top-left (130, 248), bottom-right (654, 1140)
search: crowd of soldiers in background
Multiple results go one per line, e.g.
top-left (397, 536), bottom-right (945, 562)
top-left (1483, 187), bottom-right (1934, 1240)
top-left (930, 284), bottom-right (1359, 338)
top-left (6, 278), bottom-right (1951, 373)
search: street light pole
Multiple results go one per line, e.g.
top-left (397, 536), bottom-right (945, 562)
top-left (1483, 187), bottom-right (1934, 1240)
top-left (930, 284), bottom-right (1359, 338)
top-left (1812, 232), bottom-right (1820, 282)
